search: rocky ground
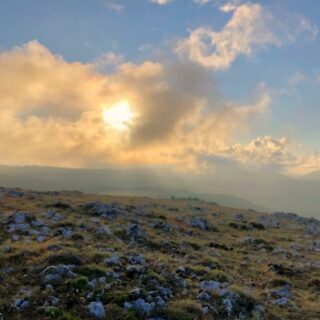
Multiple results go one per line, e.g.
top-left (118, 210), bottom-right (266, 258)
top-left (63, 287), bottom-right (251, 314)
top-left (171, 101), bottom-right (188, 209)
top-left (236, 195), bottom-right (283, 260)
top-left (0, 187), bottom-right (319, 320)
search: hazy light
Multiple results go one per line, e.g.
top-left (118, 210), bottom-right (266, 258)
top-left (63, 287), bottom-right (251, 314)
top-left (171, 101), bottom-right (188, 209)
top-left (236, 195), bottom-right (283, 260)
top-left (102, 100), bottom-right (134, 131)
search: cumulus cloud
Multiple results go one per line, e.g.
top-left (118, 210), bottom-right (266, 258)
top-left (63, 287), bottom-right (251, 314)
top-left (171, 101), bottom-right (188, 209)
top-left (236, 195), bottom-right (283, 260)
top-left (0, 41), bottom-right (268, 170)
top-left (222, 136), bottom-right (296, 168)
top-left (208, 135), bottom-right (320, 175)
top-left (176, 2), bottom-right (318, 69)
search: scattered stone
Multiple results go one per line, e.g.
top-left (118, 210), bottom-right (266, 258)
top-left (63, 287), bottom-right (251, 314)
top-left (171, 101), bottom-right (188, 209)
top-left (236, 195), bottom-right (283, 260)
top-left (127, 254), bottom-right (146, 265)
top-left (0, 188), bottom-right (318, 319)
top-left (12, 299), bottom-right (30, 311)
top-left (272, 297), bottom-right (289, 306)
top-left (96, 225), bottom-right (113, 235)
top-left (37, 235), bottom-right (46, 242)
top-left (234, 213), bottom-right (245, 221)
top-left (125, 298), bottom-right (154, 315)
top-left (269, 284), bottom-right (291, 299)
top-left (240, 237), bottom-right (273, 251)
top-left (104, 256), bottom-right (121, 266)
top-left (126, 224), bottom-right (145, 240)
top-left (84, 202), bottom-right (124, 218)
top-left (87, 301), bottom-right (105, 319)
top-left (189, 218), bottom-right (216, 231)
top-left (150, 220), bottom-right (173, 232)
top-left (200, 280), bottom-right (221, 291)
top-left (198, 291), bottom-right (211, 302)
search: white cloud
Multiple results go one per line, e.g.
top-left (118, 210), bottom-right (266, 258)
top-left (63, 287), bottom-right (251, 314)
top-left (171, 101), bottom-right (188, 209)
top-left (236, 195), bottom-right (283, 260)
top-left (193, 0), bottom-right (211, 5)
top-left (213, 135), bottom-right (320, 175)
top-left (176, 2), bottom-right (318, 69)
top-left (0, 41), bottom-right (269, 170)
top-left (288, 71), bottom-right (306, 86)
top-left (2, 40), bottom-right (318, 175)
top-left (219, 0), bottom-right (243, 12)
top-left (103, 1), bottom-right (124, 12)
top-left (150, 0), bottom-right (172, 5)
top-left (223, 136), bottom-right (296, 168)
top-left (94, 52), bottom-right (125, 71)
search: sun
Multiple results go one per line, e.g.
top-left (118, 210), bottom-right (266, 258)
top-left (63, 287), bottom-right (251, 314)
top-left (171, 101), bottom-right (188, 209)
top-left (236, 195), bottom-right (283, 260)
top-left (102, 100), bottom-right (134, 131)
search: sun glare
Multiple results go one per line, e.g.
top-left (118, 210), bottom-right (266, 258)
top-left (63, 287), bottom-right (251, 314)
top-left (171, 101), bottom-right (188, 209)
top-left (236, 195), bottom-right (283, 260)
top-left (102, 100), bottom-right (134, 131)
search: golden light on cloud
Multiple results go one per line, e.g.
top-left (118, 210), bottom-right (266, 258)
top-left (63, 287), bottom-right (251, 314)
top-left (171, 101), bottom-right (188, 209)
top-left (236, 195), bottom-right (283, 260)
top-left (102, 100), bottom-right (135, 131)
top-left (0, 40), bottom-right (274, 171)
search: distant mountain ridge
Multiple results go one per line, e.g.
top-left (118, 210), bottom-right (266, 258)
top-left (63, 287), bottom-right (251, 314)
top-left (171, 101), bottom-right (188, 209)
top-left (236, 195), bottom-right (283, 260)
top-left (0, 164), bottom-right (320, 217)
top-left (0, 165), bottom-right (267, 211)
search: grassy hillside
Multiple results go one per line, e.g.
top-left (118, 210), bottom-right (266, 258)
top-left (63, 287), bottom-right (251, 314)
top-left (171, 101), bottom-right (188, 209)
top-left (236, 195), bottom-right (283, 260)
top-left (0, 187), bottom-right (319, 319)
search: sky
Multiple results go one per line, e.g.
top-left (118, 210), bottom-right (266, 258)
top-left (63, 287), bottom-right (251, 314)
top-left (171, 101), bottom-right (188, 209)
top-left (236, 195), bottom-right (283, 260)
top-left (0, 0), bottom-right (320, 175)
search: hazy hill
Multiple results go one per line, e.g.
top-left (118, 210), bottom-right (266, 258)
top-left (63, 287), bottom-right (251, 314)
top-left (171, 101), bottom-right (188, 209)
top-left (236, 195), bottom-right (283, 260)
top-left (0, 165), bottom-right (266, 211)
top-left (1, 164), bottom-right (320, 217)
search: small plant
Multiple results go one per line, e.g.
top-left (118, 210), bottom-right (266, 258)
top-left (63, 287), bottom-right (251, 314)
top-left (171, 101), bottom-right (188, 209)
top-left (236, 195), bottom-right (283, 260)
top-left (200, 256), bottom-right (220, 269)
top-left (101, 290), bottom-right (129, 306)
top-left (188, 265), bottom-right (209, 276)
top-left (186, 241), bottom-right (202, 250)
top-left (146, 270), bottom-right (166, 284)
top-left (206, 269), bottom-right (229, 282)
top-left (66, 276), bottom-right (88, 290)
top-left (268, 278), bottom-right (291, 287)
top-left (78, 264), bottom-right (106, 279)
top-left (39, 306), bottom-right (78, 320)
top-left (105, 304), bottom-right (141, 320)
top-left (47, 253), bottom-right (83, 265)
top-left (164, 299), bottom-right (203, 320)
top-left (308, 278), bottom-right (320, 290)
top-left (249, 222), bottom-right (265, 230)
top-left (228, 285), bottom-right (256, 316)
top-left (229, 222), bottom-right (250, 230)
top-left (71, 233), bottom-right (85, 241)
